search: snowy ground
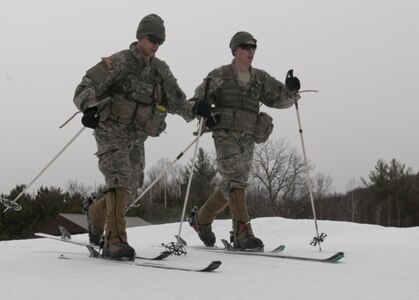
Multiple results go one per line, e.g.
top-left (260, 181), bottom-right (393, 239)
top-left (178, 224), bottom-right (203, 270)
top-left (0, 217), bottom-right (418, 300)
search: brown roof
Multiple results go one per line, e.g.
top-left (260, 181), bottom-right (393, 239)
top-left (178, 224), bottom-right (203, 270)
top-left (37, 213), bottom-right (150, 236)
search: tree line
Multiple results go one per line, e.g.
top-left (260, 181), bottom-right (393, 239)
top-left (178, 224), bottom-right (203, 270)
top-left (1, 138), bottom-right (418, 241)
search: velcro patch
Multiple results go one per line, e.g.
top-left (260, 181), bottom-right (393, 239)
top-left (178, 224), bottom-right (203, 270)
top-left (102, 57), bottom-right (113, 70)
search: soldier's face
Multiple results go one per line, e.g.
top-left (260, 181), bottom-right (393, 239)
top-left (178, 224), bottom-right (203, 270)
top-left (137, 36), bottom-right (161, 58)
top-left (235, 39), bottom-right (256, 65)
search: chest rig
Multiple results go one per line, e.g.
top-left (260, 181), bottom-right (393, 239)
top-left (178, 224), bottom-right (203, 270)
top-left (107, 50), bottom-right (168, 136)
top-left (212, 65), bottom-right (260, 134)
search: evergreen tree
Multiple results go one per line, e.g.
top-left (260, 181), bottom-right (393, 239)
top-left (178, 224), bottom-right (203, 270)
top-left (362, 158), bottom-right (416, 226)
top-left (180, 148), bottom-right (218, 210)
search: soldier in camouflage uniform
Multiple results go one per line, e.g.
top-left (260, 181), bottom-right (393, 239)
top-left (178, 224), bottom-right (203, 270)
top-left (73, 14), bottom-right (211, 260)
top-left (189, 31), bottom-right (301, 250)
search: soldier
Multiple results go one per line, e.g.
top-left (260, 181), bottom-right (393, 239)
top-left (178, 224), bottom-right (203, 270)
top-left (73, 14), bottom-right (210, 260)
top-left (189, 31), bottom-right (301, 250)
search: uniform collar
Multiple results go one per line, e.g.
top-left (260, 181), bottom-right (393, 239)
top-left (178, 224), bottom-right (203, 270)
top-left (130, 42), bottom-right (154, 66)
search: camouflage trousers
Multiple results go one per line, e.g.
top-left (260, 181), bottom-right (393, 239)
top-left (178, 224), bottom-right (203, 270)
top-left (94, 121), bottom-right (147, 202)
top-left (213, 129), bottom-right (255, 192)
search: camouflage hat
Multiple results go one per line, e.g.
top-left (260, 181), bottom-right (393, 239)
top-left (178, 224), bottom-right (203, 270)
top-left (136, 14), bottom-right (166, 42)
top-left (229, 31), bottom-right (257, 54)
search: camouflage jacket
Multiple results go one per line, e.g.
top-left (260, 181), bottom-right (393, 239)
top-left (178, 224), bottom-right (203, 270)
top-left (73, 42), bottom-right (195, 135)
top-left (191, 61), bottom-right (296, 133)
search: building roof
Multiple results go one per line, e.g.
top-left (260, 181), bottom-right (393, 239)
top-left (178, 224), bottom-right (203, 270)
top-left (59, 213), bottom-right (150, 229)
top-left (37, 213), bottom-right (150, 236)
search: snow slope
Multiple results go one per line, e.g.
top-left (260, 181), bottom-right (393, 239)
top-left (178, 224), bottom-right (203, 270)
top-left (1, 217), bottom-right (418, 300)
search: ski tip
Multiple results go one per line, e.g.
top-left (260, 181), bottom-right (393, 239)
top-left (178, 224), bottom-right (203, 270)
top-left (327, 252), bottom-right (345, 263)
top-left (201, 260), bottom-right (222, 272)
top-left (161, 251), bottom-right (172, 258)
top-left (134, 250), bottom-right (173, 260)
top-left (153, 251), bottom-right (172, 260)
top-left (272, 245), bottom-right (286, 253)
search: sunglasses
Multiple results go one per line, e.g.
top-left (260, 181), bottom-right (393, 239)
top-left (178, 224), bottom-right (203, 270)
top-left (147, 35), bottom-right (164, 45)
top-left (239, 43), bottom-right (257, 51)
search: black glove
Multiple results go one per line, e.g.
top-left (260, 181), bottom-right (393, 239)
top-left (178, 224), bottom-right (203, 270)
top-left (285, 69), bottom-right (301, 92)
top-left (205, 114), bottom-right (221, 129)
top-left (193, 101), bottom-right (212, 118)
top-left (81, 107), bottom-right (100, 129)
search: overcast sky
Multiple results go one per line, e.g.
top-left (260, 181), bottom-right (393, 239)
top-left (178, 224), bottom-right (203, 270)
top-left (1, 0), bottom-right (418, 197)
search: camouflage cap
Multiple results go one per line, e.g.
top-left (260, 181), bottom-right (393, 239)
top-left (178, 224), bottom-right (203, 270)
top-left (136, 14), bottom-right (166, 42)
top-left (229, 31), bottom-right (257, 55)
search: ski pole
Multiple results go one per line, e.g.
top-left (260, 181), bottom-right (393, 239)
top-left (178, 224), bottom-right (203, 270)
top-left (59, 111), bottom-right (82, 129)
top-left (175, 77), bottom-right (212, 249)
top-left (2, 99), bottom-right (113, 212)
top-left (286, 69), bottom-right (324, 251)
top-left (298, 89), bottom-right (319, 94)
top-left (126, 131), bottom-right (205, 212)
top-left (175, 117), bottom-right (205, 247)
top-left (59, 97), bottom-right (113, 129)
top-left (3, 126), bottom-right (86, 212)
top-left (294, 98), bottom-right (323, 250)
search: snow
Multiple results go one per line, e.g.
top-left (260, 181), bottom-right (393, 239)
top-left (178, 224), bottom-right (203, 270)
top-left (1, 217), bottom-right (418, 300)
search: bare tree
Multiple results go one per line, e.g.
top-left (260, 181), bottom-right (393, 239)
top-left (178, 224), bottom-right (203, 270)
top-left (250, 138), bottom-right (307, 213)
top-left (312, 173), bottom-right (333, 219)
top-left (65, 180), bottom-right (97, 198)
top-left (313, 174), bottom-right (333, 199)
top-left (341, 178), bottom-right (360, 222)
top-left (143, 158), bottom-right (183, 209)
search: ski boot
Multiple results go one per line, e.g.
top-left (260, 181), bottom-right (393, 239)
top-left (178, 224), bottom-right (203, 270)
top-left (102, 240), bottom-right (136, 261)
top-left (188, 206), bottom-right (216, 247)
top-left (228, 188), bottom-right (264, 251)
top-left (83, 194), bottom-right (104, 247)
top-left (102, 188), bottom-right (136, 261)
top-left (231, 221), bottom-right (264, 251)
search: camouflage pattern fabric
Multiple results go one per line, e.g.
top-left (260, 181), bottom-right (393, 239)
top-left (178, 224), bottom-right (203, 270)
top-left (192, 61), bottom-right (299, 191)
top-left (74, 42), bottom-right (195, 120)
top-left (213, 130), bottom-right (254, 191)
top-left (73, 42), bottom-right (196, 201)
top-left (192, 61), bottom-right (298, 109)
top-left (94, 122), bottom-right (146, 201)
